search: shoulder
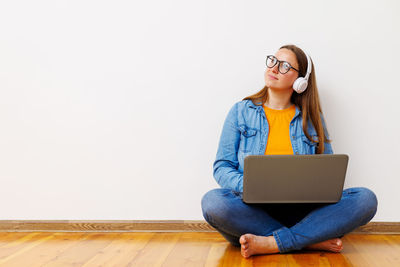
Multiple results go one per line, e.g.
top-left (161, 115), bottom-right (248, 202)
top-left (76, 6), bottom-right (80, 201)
top-left (231, 99), bottom-right (261, 111)
top-left (224, 100), bottom-right (260, 123)
top-left (225, 100), bottom-right (263, 127)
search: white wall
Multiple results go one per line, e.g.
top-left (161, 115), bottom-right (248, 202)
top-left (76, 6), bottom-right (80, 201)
top-left (0, 0), bottom-right (398, 221)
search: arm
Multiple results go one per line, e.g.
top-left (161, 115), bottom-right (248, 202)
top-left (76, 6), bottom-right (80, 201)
top-left (321, 114), bottom-right (334, 154)
top-left (213, 103), bottom-right (244, 192)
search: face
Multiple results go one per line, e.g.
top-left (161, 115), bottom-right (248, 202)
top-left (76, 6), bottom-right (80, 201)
top-left (264, 48), bottom-right (299, 91)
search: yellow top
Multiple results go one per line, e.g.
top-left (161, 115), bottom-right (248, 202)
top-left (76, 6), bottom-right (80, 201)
top-left (263, 104), bottom-right (296, 155)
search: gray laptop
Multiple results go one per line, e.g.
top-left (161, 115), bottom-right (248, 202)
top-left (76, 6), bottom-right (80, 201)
top-left (243, 154), bottom-right (349, 204)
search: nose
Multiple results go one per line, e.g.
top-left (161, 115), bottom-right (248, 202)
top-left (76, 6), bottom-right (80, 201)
top-left (271, 63), bottom-right (279, 74)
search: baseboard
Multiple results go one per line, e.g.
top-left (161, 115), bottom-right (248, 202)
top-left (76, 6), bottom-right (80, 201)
top-left (0, 220), bottom-right (398, 234)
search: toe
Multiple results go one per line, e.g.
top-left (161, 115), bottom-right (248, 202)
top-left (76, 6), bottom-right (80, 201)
top-left (333, 245), bottom-right (343, 253)
top-left (241, 248), bottom-right (248, 258)
top-left (242, 251), bottom-right (251, 258)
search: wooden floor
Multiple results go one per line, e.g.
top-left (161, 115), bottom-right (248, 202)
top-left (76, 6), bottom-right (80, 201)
top-left (0, 232), bottom-right (399, 266)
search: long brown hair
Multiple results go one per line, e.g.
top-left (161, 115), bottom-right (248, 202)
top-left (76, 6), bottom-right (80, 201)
top-left (243, 44), bottom-right (331, 154)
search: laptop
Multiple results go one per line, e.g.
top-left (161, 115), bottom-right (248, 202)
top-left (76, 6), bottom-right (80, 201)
top-left (243, 154), bottom-right (349, 204)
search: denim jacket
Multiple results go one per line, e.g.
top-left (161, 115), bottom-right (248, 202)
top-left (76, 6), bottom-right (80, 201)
top-left (213, 99), bottom-right (333, 192)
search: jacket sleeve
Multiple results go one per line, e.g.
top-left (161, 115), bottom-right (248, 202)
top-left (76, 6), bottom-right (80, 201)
top-left (213, 102), bottom-right (244, 192)
top-left (321, 114), bottom-right (334, 154)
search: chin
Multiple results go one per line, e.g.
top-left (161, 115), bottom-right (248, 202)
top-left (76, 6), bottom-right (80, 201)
top-left (265, 81), bottom-right (274, 88)
top-left (265, 81), bottom-right (279, 89)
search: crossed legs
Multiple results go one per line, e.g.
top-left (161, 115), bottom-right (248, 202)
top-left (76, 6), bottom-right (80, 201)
top-left (201, 187), bottom-right (377, 257)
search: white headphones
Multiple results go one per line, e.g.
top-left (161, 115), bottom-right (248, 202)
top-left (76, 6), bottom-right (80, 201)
top-left (292, 52), bottom-right (312, 94)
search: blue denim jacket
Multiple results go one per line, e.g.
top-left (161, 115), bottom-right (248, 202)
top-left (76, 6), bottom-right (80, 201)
top-left (213, 99), bottom-right (333, 192)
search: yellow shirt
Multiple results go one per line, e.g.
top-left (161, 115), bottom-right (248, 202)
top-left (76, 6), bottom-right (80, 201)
top-left (263, 104), bottom-right (296, 155)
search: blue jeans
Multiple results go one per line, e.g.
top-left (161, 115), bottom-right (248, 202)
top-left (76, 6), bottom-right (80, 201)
top-left (201, 187), bottom-right (377, 253)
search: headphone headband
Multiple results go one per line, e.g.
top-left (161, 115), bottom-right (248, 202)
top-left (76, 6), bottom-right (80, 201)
top-left (304, 52), bottom-right (312, 80)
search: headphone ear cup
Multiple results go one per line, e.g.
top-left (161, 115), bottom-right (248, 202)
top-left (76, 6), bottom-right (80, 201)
top-left (293, 78), bottom-right (301, 92)
top-left (293, 78), bottom-right (308, 94)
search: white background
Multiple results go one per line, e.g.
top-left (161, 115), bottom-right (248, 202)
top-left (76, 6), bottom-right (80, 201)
top-left (0, 0), bottom-right (398, 221)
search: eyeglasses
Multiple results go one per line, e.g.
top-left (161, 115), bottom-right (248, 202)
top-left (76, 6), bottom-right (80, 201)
top-left (266, 55), bottom-right (299, 74)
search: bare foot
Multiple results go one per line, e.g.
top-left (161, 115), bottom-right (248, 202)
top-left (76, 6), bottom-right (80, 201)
top-left (239, 234), bottom-right (280, 258)
top-left (304, 238), bottom-right (343, 253)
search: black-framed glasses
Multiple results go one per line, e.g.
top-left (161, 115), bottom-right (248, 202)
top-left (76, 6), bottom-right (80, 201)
top-left (266, 55), bottom-right (299, 74)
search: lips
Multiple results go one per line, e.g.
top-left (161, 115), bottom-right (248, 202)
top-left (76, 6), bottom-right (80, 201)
top-left (268, 75), bottom-right (278, 80)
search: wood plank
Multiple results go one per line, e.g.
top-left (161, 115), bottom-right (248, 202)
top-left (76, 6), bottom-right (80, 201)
top-left (323, 250), bottom-right (354, 267)
top-left (0, 221), bottom-right (398, 234)
top-left (287, 252), bottom-right (325, 267)
top-left (161, 233), bottom-right (219, 267)
top-left (0, 233), bottom-right (53, 265)
top-left (40, 233), bottom-right (120, 267)
top-left (339, 234), bottom-right (371, 267)
top-left (0, 233), bottom-right (33, 248)
top-left (210, 241), bottom-right (251, 267)
top-left (351, 234), bottom-right (400, 266)
top-left (204, 240), bottom-right (232, 266)
top-left (250, 253), bottom-right (289, 266)
top-left (0, 233), bottom-right (87, 267)
top-left (81, 233), bottom-right (155, 267)
top-left (0, 232), bottom-right (398, 266)
top-left (127, 232), bottom-right (181, 267)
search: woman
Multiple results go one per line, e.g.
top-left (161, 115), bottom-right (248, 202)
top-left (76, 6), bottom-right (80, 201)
top-left (201, 44), bottom-right (378, 258)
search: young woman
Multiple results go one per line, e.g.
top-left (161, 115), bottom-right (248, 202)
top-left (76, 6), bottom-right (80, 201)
top-left (201, 44), bottom-right (378, 258)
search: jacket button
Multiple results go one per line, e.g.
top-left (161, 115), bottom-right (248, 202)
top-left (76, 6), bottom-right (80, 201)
top-left (291, 123), bottom-right (294, 126)
top-left (292, 135), bottom-right (295, 139)
top-left (296, 152), bottom-right (299, 155)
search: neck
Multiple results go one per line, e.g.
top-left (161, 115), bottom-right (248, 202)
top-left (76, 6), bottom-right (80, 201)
top-left (264, 87), bottom-right (294, 110)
